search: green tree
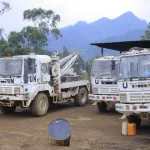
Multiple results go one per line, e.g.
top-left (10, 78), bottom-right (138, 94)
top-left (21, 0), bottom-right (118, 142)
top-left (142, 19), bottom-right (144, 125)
top-left (21, 26), bottom-right (47, 51)
top-left (22, 8), bottom-right (62, 50)
top-left (141, 22), bottom-right (150, 40)
top-left (72, 56), bottom-right (85, 75)
top-left (0, 37), bottom-right (33, 56)
top-left (8, 31), bottom-right (25, 48)
top-left (62, 46), bottom-right (69, 57)
top-left (0, 38), bottom-right (9, 56)
top-left (0, 28), bottom-right (3, 38)
top-left (0, 7), bottom-right (62, 57)
top-left (0, 1), bottom-right (11, 37)
top-left (0, 1), bottom-right (10, 15)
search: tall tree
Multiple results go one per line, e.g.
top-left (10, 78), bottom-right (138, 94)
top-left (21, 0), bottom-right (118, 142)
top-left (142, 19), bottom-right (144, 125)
top-left (62, 46), bottom-right (69, 57)
top-left (21, 26), bottom-right (47, 50)
top-left (8, 31), bottom-right (25, 47)
top-left (0, 1), bottom-right (11, 37)
top-left (0, 1), bottom-right (10, 15)
top-left (72, 56), bottom-right (85, 75)
top-left (0, 28), bottom-right (3, 38)
top-left (22, 8), bottom-right (62, 51)
top-left (141, 22), bottom-right (150, 40)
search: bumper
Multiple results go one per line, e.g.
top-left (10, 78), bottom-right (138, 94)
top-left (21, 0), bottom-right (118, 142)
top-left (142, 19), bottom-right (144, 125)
top-left (0, 94), bottom-right (29, 101)
top-left (115, 103), bottom-right (150, 115)
top-left (88, 94), bottom-right (120, 102)
top-left (0, 94), bottom-right (30, 107)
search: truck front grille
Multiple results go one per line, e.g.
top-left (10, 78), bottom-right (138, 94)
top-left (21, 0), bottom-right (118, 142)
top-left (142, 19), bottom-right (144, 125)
top-left (0, 87), bottom-right (13, 94)
top-left (99, 87), bottom-right (118, 94)
top-left (130, 93), bottom-right (150, 102)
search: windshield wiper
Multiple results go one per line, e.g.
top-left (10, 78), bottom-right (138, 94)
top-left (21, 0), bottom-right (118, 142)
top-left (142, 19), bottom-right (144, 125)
top-left (129, 77), bottom-right (138, 81)
top-left (101, 74), bottom-right (111, 77)
top-left (0, 73), bottom-right (21, 76)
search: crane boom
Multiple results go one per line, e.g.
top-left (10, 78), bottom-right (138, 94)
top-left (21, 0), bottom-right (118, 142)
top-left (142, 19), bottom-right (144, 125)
top-left (59, 52), bottom-right (79, 76)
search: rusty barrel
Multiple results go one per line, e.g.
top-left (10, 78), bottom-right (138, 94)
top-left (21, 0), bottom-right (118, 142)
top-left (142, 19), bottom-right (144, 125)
top-left (48, 118), bottom-right (72, 146)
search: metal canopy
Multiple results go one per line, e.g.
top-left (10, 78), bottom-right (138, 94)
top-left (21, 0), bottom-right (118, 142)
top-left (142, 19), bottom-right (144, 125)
top-left (91, 40), bottom-right (150, 52)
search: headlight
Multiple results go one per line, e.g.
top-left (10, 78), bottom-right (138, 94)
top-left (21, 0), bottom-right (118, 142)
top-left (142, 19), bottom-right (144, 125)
top-left (120, 93), bottom-right (127, 102)
top-left (14, 87), bottom-right (20, 94)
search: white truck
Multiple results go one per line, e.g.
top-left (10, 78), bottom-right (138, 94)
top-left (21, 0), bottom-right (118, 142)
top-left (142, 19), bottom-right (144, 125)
top-left (115, 47), bottom-right (150, 128)
top-left (0, 52), bottom-right (90, 117)
top-left (88, 56), bottom-right (120, 112)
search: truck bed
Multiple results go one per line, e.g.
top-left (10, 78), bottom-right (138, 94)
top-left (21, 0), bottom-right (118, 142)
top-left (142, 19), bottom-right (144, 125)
top-left (61, 80), bottom-right (89, 89)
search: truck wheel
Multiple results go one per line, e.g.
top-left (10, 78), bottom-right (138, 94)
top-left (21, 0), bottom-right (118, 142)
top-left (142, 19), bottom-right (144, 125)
top-left (74, 87), bottom-right (88, 106)
top-left (127, 115), bottom-right (141, 129)
top-left (31, 93), bottom-right (49, 117)
top-left (97, 102), bottom-right (107, 112)
top-left (0, 106), bottom-right (16, 114)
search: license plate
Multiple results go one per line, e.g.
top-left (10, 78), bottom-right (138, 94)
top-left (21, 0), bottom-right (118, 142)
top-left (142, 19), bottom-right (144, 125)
top-left (106, 97), bottom-right (112, 99)
top-left (141, 112), bottom-right (149, 120)
top-left (116, 106), bottom-right (123, 109)
top-left (89, 96), bottom-right (95, 98)
top-left (140, 105), bottom-right (148, 109)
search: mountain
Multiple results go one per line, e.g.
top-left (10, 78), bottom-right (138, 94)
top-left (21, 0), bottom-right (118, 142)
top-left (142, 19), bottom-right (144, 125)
top-left (46, 11), bottom-right (148, 60)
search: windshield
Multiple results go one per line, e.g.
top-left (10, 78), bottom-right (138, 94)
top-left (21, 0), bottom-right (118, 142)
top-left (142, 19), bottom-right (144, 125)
top-left (119, 54), bottom-right (150, 79)
top-left (0, 59), bottom-right (22, 76)
top-left (91, 60), bottom-right (119, 78)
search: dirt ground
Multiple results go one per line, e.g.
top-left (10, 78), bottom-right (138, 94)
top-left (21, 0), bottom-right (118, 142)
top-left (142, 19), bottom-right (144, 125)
top-left (1, 103), bottom-right (150, 150)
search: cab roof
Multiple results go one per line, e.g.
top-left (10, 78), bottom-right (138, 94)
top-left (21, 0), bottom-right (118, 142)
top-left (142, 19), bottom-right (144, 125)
top-left (1, 54), bottom-right (51, 64)
top-left (94, 55), bottom-right (120, 61)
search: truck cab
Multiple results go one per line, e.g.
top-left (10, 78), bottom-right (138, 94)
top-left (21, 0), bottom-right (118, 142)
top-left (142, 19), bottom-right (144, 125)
top-left (89, 56), bottom-right (120, 112)
top-left (115, 47), bottom-right (150, 128)
top-left (0, 54), bottom-right (53, 111)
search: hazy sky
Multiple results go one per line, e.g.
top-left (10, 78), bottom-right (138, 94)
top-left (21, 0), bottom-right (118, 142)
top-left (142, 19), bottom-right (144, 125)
top-left (0, 0), bottom-right (150, 35)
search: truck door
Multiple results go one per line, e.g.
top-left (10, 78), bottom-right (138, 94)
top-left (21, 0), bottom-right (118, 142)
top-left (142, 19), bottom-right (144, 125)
top-left (24, 58), bottom-right (37, 84)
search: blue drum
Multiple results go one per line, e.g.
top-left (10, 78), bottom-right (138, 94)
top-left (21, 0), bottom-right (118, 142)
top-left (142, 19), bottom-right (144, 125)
top-left (48, 118), bottom-right (72, 146)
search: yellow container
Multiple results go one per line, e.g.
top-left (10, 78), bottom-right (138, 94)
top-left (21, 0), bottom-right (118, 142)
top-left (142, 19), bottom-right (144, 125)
top-left (127, 123), bottom-right (136, 136)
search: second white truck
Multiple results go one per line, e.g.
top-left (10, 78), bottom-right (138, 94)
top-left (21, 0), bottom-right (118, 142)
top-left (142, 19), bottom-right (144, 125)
top-left (89, 55), bottom-right (120, 112)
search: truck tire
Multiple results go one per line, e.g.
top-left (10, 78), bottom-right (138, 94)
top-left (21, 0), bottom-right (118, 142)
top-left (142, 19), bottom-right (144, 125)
top-left (74, 87), bottom-right (88, 106)
top-left (0, 106), bottom-right (16, 114)
top-left (31, 93), bottom-right (49, 117)
top-left (97, 102), bottom-right (107, 112)
top-left (127, 115), bottom-right (141, 129)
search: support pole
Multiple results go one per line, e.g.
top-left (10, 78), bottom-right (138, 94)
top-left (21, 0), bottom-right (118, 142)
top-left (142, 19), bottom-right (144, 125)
top-left (101, 47), bottom-right (103, 56)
